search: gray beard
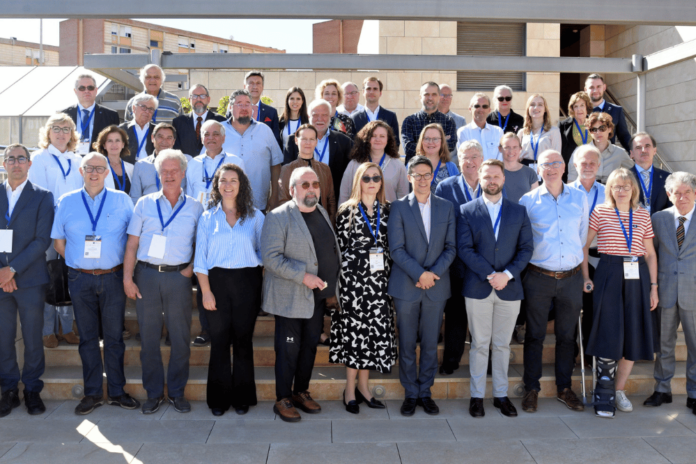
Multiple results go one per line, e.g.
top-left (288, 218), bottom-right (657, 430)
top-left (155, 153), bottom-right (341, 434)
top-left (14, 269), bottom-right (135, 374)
top-left (302, 195), bottom-right (318, 208)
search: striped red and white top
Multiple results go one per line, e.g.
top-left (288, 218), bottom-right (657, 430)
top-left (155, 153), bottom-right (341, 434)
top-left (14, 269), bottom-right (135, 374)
top-left (589, 205), bottom-right (654, 256)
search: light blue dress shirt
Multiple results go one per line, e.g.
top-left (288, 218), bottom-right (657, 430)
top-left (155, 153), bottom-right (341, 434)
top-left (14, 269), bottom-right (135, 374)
top-left (185, 151), bottom-right (245, 205)
top-left (127, 190), bottom-right (204, 266)
top-left (519, 183), bottom-right (588, 271)
top-left (129, 153), bottom-right (191, 204)
top-left (570, 179), bottom-right (605, 216)
top-left (193, 205), bottom-right (265, 275)
top-left (51, 187), bottom-right (134, 270)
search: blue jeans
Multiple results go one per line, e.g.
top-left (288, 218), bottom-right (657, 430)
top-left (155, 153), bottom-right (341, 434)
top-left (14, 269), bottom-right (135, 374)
top-left (68, 268), bottom-right (126, 397)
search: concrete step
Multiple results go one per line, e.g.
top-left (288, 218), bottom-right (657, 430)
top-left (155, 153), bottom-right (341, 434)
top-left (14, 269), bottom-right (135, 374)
top-left (38, 360), bottom-right (681, 402)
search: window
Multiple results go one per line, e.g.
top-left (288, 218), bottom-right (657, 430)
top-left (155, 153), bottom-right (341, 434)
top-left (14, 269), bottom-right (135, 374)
top-left (189, 39), bottom-right (196, 50)
top-left (178, 36), bottom-right (189, 48)
top-left (119, 47), bottom-right (131, 54)
top-left (25, 48), bottom-right (32, 57)
top-left (150, 40), bottom-right (160, 48)
top-left (456, 22), bottom-right (526, 91)
top-left (111, 46), bottom-right (118, 54)
top-left (111, 24), bottom-right (118, 35)
top-left (219, 44), bottom-right (228, 53)
top-left (119, 25), bottom-right (132, 38)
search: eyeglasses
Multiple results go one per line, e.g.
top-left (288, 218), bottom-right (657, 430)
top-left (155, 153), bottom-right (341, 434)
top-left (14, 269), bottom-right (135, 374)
top-left (345, 91), bottom-right (359, 96)
top-left (589, 125), bottom-right (608, 133)
top-left (361, 175), bottom-right (382, 184)
top-left (410, 173), bottom-right (433, 181)
top-left (4, 156), bottom-right (28, 165)
top-left (189, 94), bottom-right (209, 100)
top-left (611, 185), bottom-right (632, 192)
top-left (77, 86), bottom-right (95, 92)
top-left (82, 166), bottom-right (107, 174)
top-left (440, 94), bottom-right (453, 99)
top-left (135, 104), bottom-right (156, 114)
top-left (424, 137), bottom-right (441, 143)
top-left (539, 161), bottom-right (564, 170)
top-left (497, 96), bottom-right (512, 102)
top-left (51, 126), bottom-right (72, 134)
top-left (472, 105), bottom-right (490, 109)
top-left (300, 181), bottom-right (320, 190)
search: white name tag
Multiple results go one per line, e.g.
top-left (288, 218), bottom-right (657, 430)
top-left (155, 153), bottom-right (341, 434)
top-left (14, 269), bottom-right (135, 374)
top-left (148, 234), bottom-right (167, 259)
top-left (0, 229), bottom-right (13, 253)
top-left (84, 235), bottom-right (102, 259)
top-left (623, 257), bottom-right (639, 280)
top-left (77, 142), bottom-right (90, 155)
top-left (369, 247), bottom-right (385, 272)
top-left (197, 191), bottom-right (209, 205)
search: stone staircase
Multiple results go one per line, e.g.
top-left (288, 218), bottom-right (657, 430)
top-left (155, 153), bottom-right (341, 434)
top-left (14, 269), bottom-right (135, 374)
top-left (36, 292), bottom-right (688, 402)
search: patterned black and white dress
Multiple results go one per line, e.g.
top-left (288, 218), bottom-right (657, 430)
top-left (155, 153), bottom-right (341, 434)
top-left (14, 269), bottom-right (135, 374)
top-left (329, 200), bottom-right (396, 373)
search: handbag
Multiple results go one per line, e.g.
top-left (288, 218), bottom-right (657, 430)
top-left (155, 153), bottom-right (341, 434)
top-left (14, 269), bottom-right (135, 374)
top-left (45, 255), bottom-right (71, 306)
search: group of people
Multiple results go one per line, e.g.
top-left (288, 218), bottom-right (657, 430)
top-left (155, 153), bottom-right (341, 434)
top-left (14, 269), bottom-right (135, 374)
top-left (0, 65), bottom-right (694, 424)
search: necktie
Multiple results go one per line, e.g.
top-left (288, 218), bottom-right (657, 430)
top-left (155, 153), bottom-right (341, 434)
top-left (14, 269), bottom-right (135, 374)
top-left (82, 109), bottom-right (90, 141)
top-left (677, 216), bottom-right (687, 249)
top-left (196, 116), bottom-right (202, 145)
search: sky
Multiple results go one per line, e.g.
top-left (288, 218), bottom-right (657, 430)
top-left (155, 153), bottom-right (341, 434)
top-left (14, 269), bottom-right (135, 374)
top-left (0, 18), bottom-right (323, 53)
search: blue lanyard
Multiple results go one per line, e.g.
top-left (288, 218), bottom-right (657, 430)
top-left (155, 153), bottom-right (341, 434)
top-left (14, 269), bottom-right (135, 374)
top-left (573, 119), bottom-right (588, 145)
top-left (204, 155), bottom-right (226, 189)
top-left (358, 202), bottom-right (380, 245)
top-left (431, 160), bottom-right (442, 186)
top-left (464, 182), bottom-right (481, 202)
top-left (5, 188), bottom-right (12, 226)
top-left (81, 189), bottom-right (107, 234)
top-left (637, 168), bottom-right (653, 203)
top-left (378, 154), bottom-right (386, 168)
top-left (367, 108), bottom-right (379, 122)
top-left (51, 155), bottom-right (71, 180)
top-left (493, 203), bottom-right (503, 237)
top-left (156, 196), bottom-right (187, 232)
top-left (135, 127), bottom-right (150, 159)
top-left (152, 89), bottom-right (161, 123)
top-left (615, 208), bottom-right (633, 254)
top-left (80, 108), bottom-right (96, 142)
top-left (110, 159), bottom-right (126, 191)
top-left (498, 111), bottom-right (510, 131)
top-left (531, 128), bottom-right (544, 161)
top-left (286, 119), bottom-right (300, 135)
top-left (590, 187), bottom-right (599, 216)
top-left (314, 137), bottom-right (329, 163)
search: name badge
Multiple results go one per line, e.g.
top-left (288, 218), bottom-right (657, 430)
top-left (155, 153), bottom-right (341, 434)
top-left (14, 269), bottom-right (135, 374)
top-left (369, 247), bottom-right (385, 273)
top-left (148, 234), bottom-right (167, 259)
top-left (197, 191), bottom-right (209, 205)
top-left (623, 256), bottom-right (639, 280)
top-left (77, 142), bottom-right (90, 156)
top-left (84, 235), bottom-right (102, 259)
top-left (0, 229), bottom-right (13, 253)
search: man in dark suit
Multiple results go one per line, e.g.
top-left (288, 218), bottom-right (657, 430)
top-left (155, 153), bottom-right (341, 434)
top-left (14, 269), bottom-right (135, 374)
top-left (388, 156), bottom-right (456, 417)
top-left (119, 94), bottom-right (157, 164)
top-left (0, 144), bottom-right (54, 417)
top-left (245, 71), bottom-right (282, 149)
top-left (350, 77), bottom-right (400, 148)
top-left (172, 84), bottom-right (225, 158)
top-left (457, 159), bottom-right (533, 418)
top-left (61, 74), bottom-right (120, 156)
top-left (629, 132), bottom-right (672, 214)
top-left (283, 99), bottom-right (352, 201)
top-left (585, 73), bottom-right (631, 150)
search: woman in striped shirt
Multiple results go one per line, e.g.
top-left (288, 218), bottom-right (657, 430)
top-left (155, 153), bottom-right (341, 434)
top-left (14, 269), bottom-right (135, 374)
top-left (194, 163), bottom-right (265, 417)
top-left (582, 167), bottom-right (659, 418)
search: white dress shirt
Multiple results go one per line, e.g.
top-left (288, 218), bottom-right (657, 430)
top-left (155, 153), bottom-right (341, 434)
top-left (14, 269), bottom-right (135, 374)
top-left (675, 204), bottom-right (695, 235)
top-left (365, 105), bottom-right (381, 122)
top-left (5, 179), bottom-right (27, 217)
top-left (337, 103), bottom-right (364, 117)
top-left (457, 122), bottom-right (504, 161)
top-left (133, 123), bottom-right (151, 161)
top-left (418, 194), bottom-right (432, 243)
top-left (482, 194), bottom-right (514, 280)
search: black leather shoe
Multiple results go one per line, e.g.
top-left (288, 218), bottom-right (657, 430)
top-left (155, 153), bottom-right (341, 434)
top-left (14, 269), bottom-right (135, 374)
top-left (687, 398), bottom-right (696, 409)
top-left (439, 363), bottom-right (458, 375)
top-left (141, 396), bottom-right (165, 414)
top-left (355, 388), bottom-right (385, 409)
top-left (23, 390), bottom-right (46, 416)
top-left (343, 390), bottom-right (359, 415)
top-left (469, 397), bottom-right (485, 418)
top-left (417, 397), bottom-right (439, 415)
top-left (107, 393), bottom-right (140, 410)
top-left (74, 395), bottom-right (105, 415)
top-left (400, 398), bottom-right (417, 416)
top-left (493, 397), bottom-right (518, 417)
top-left (643, 391), bottom-right (672, 407)
top-left (212, 408), bottom-right (224, 417)
top-left (192, 332), bottom-right (210, 347)
top-left (168, 396), bottom-right (191, 413)
top-left (235, 405), bottom-right (249, 415)
top-left (0, 389), bottom-right (20, 418)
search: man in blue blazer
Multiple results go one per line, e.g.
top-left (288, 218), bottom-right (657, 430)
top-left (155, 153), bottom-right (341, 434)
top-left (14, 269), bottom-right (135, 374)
top-left (350, 77), bottom-right (400, 148)
top-left (458, 159), bottom-right (533, 418)
top-left (172, 84), bottom-right (226, 158)
top-left (629, 132), bottom-right (672, 214)
top-left (0, 144), bottom-right (54, 417)
top-left (388, 156), bottom-right (456, 417)
top-left (245, 71), bottom-right (282, 149)
top-left (585, 74), bottom-right (631, 150)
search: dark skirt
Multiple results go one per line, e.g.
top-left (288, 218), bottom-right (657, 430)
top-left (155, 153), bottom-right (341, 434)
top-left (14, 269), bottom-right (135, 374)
top-left (586, 254), bottom-right (657, 361)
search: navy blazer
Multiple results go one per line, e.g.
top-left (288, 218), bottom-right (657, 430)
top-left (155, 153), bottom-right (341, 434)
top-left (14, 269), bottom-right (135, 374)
top-left (350, 107), bottom-right (400, 148)
top-left (118, 121), bottom-right (156, 165)
top-left (434, 174), bottom-right (473, 278)
top-left (172, 110), bottom-right (225, 158)
top-left (0, 180), bottom-right (54, 290)
top-left (257, 101), bottom-right (281, 149)
top-left (61, 103), bottom-right (120, 150)
top-left (592, 101), bottom-right (631, 150)
top-left (457, 197), bottom-right (533, 301)
top-left (387, 192), bottom-right (456, 302)
top-left (631, 165), bottom-right (672, 214)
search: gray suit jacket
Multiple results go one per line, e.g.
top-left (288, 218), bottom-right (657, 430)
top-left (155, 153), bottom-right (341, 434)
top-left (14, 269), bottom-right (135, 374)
top-left (652, 206), bottom-right (696, 310)
top-left (261, 201), bottom-right (340, 318)
top-left (387, 192), bottom-right (456, 302)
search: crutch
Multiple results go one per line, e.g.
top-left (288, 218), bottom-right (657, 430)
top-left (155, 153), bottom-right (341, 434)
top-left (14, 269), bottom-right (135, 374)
top-left (577, 310), bottom-right (588, 404)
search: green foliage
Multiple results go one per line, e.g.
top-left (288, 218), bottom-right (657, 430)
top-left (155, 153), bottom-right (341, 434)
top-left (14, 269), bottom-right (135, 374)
top-left (260, 95), bottom-right (274, 105)
top-left (217, 96), bottom-right (229, 117)
top-left (180, 97), bottom-right (191, 114)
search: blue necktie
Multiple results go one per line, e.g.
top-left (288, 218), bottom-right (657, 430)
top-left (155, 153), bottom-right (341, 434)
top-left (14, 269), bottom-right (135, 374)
top-left (82, 109), bottom-right (90, 141)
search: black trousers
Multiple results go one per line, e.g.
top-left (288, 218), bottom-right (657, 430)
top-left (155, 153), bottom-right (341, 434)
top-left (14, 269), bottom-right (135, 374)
top-left (274, 296), bottom-right (325, 401)
top-left (442, 273), bottom-right (467, 369)
top-left (206, 266), bottom-right (262, 410)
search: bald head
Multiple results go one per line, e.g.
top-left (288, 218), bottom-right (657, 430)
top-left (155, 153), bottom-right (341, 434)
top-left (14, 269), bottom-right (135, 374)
top-left (438, 84), bottom-right (454, 114)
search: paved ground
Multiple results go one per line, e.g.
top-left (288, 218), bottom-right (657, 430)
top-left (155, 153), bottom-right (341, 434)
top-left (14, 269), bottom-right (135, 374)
top-left (1, 395), bottom-right (696, 463)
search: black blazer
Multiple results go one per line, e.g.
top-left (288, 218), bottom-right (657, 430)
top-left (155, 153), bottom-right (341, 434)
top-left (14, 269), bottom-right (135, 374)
top-left (592, 101), bottom-right (631, 150)
top-left (631, 165), bottom-right (672, 214)
top-left (61, 103), bottom-right (120, 149)
top-left (558, 116), bottom-right (585, 183)
top-left (172, 110), bottom-right (225, 158)
top-left (283, 129), bottom-right (353, 201)
top-left (350, 107), bottom-right (400, 148)
top-left (486, 109), bottom-right (525, 135)
top-left (0, 180), bottom-right (54, 289)
top-left (118, 121), bottom-right (156, 165)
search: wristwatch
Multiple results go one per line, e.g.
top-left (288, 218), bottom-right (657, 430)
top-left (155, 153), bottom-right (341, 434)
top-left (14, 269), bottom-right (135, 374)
top-left (9, 267), bottom-right (16, 274)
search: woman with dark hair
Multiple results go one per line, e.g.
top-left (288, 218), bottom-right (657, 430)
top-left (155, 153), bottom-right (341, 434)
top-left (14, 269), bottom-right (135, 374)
top-left (194, 163), bottom-right (265, 417)
top-left (94, 125), bottom-right (134, 194)
top-left (338, 120), bottom-right (408, 204)
top-left (415, 123), bottom-right (459, 192)
top-left (278, 87), bottom-right (309, 150)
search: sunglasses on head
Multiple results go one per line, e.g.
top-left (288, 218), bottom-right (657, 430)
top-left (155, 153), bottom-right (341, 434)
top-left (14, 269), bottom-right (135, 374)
top-left (77, 86), bottom-right (95, 91)
top-left (497, 96), bottom-right (512, 102)
top-left (361, 175), bottom-right (382, 184)
top-left (589, 125), bottom-right (608, 133)
top-left (473, 104), bottom-right (489, 109)
top-left (300, 181), bottom-right (320, 190)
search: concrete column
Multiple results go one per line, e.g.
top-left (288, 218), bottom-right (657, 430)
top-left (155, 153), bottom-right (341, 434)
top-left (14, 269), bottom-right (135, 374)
top-left (633, 54), bottom-right (645, 132)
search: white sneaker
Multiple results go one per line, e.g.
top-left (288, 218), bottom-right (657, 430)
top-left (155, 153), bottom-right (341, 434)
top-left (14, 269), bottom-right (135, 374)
top-left (616, 390), bottom-right (633, 412)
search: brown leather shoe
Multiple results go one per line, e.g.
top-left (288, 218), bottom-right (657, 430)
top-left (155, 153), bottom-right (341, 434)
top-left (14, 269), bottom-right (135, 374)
top-left (557, 388), bottom-right (584, 411)
top-left (291, 391), bottom-right (321, 414)
top-left (522, 389), bottom-right (538, 413)
top-left (42, 334), bottom-right (59, 349)
top-left (62, 332), bottom-right (80, 345)
top-left (274, 398), bottom-right (301, 423)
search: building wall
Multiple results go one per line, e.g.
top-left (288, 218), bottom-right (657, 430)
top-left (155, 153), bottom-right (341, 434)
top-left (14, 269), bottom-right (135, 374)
top-left (0, 42), bottom-right (59, 66)
top-left (313, 20), bottom-right (363, 54)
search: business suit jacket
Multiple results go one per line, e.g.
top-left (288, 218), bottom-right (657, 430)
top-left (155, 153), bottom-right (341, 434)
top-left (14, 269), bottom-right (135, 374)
top-left (261, 201), bottom-right (341, 319)
top-left (61, 103), bottom-right (120, 150)
top-left (350, 107), bottom-right (400, 148)
top-left (256, 101), bottom-right (281, 149)
top-left (172, 110), bottom-right (225, 158)
top-left (631, 165), bottom-right (672, 214)
top-left (434, 174), bottom-right (473, 278)
top-left (593, 101), bottom-right (631, 150)
top-left (558, 117), bottom-right (583, 168)
top-left (457, 197), bottom-right (533, 301)
top-left (118, 121), bottom-right (156, 165)
top-left (0, 181), bottom-right (54, 289)
top-left (284, 129), bottom-right (353, 201)
top-left (652, 207), bottom-right (696, 310)
top-left (387, 192), bottom-right (456, 302)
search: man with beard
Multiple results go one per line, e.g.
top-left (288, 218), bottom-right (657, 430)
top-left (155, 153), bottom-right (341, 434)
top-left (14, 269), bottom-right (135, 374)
top-left (173, 84), bottom-right (226, 158)
top-left (457, 159), bottom-right (533, 418)
top-left (584, 74), bottom-right (631, 150)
